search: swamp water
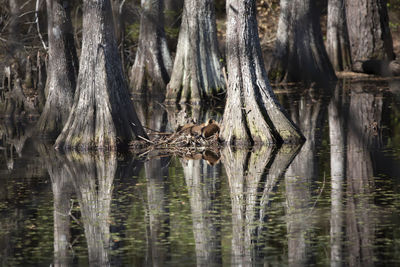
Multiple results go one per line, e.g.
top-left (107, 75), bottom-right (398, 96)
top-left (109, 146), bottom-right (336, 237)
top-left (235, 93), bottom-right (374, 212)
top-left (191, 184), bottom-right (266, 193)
top-left (1, 80), bottom-right (400, 266)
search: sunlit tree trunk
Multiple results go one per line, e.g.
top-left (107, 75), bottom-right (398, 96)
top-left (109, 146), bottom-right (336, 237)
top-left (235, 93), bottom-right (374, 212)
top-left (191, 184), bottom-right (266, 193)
top-left (129, 0), bottom-right (172, 98)
top-left (36, 0), bottom-right (78, 138)
top-left (165, 0), bottom-right (225, 105)
top-left (221, 0), bottom-right (303, 146)
top-left (346, 0), bottom-right (394, 63)
top-left (269, 0), bottom-right (336, 85)
top-left (346, 0), bottom-right (398, 75)
top-left (55, 0), bottom-right (147, 150)
top-left (346, 83), bottom-right (380, 266)
top-left (326, 0), bottom-right (352, 71)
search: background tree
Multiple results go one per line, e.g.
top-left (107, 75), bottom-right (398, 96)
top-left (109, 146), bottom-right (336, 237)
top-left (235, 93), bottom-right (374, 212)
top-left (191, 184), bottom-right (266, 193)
top-left (165, 0), bottom-right (225, 105)
top-left (129, 0), bottom-right (172, 98)
top-left (268, 0), bottom-right (336, 85)
top-left (36, 0), bottom-right (78, 138)
top-left (346, 0), bottom-right (397, 75)
top-left (326, 0), bottom-right (352, 71)
top-left (55, 0), bottom-right (147, 150)
top-left (221, 0), bottom-right (303, 145)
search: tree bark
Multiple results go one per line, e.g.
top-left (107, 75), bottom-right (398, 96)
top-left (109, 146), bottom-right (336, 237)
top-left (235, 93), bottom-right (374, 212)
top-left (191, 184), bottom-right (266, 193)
top-left (129, 0), bottom-right (172, 98)
top-left (36, 0), bottom-right (78, 138)
top-left (221, 0), bottom-right (303, 146)
top-left (55, 0), bottom-right (147, 151)
top-left (346, 0), bottom-right (394, 63)
top-left (326, 0), bottom-right (352, 71)
top-left (269, 0), bottom-right (336, 85)
top-left (165, 0), bottom-right (225, 105)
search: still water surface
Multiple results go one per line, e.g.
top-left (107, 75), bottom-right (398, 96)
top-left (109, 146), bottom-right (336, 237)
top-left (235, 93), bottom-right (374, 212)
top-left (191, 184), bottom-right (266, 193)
top-left (1, 80), bottom-right (400, 266)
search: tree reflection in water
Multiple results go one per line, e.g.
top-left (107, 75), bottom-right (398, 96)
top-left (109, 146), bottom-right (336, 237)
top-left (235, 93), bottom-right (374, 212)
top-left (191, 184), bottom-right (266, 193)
top-left (36, 143), bottom-right (73, 267)
top-left (222, 144), bottom-right (300, 265)
top-left (346, 82), bottom-right (382, 267)
top-left (66, 152), bottom-right (116, 267)
top-left (181, 157), bottom-right (222, 267)
top-left (144, 153), bottom-right (171, 267)
top-left (284, 87), bottom-right (326, 266)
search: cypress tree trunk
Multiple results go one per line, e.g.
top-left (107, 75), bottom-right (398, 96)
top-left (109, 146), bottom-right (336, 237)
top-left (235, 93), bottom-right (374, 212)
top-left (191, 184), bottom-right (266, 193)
top-left (346, 0), bottom-right (398, 76)
top-left (129, 0), bottom-right (172, 98)
top-left (36, 0), bottom-right (78, 138)
top-left (55, 0), bottom-right (147, 151)
top-left (326, 0), bottom-right (352, 71)
top-left (269, 0), bottom-right (336, 85)
top-left (165, 0), bottom-right (225, 105)
top-left (346, 0), bottom-right (394, 63)
top-left (221, 0), bottom-right (303, 146)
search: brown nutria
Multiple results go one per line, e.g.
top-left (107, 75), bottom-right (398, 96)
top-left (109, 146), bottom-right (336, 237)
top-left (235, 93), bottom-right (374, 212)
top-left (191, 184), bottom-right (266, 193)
top-left (190, 122), bottom-right (207, 136)
top-left (201, 119), bottom-right (220, 138)
top-left (177, 122), bottom-right (195, 134)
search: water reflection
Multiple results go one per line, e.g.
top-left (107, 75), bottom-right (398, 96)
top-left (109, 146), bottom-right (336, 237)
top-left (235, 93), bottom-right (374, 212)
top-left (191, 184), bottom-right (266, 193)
top-left (329, 82), bottom-right (346, 267)
top-left (346, 82), bottom-right (382, 266)
top-left (67, 152), bottom-right (115, 266)
top-left (285, 88), bottom-right (326, 266)
top-left (1, 80), bottom-right (400, 265)
top-left (222, 144), bottom-right (300, 265)
top-left (36, 143), bottom-right (73, 267)
top-left (144, 153), bottom-right (171, 266)
top-left (182, 157), bottom-right (222, 266)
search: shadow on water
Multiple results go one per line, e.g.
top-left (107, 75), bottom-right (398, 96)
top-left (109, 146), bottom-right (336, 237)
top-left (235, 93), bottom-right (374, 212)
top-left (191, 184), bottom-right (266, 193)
top-left (1, 80), bottom-right (400, 265)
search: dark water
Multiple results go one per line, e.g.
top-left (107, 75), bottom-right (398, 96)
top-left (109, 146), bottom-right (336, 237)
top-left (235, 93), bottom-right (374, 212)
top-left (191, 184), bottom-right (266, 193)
top-left (1, 80), bottom-right (400, 266)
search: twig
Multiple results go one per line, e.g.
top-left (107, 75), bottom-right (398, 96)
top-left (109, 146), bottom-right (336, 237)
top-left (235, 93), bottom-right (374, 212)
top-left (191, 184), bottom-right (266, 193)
top-left (138, 135), bottom-right (155, 144)
top-left (222, 66), bottom-right (229, 88)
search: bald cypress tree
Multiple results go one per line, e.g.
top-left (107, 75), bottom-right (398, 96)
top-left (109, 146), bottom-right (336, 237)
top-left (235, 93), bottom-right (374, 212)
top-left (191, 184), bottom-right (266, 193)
top-left (36, 0), bottom-right (78, 138)
top-left (55, 0), bottom-right (147, 150)
top-left (165, 0), bottom-right (225, 105)
top-left (221, 0), bottom-right (303, 145)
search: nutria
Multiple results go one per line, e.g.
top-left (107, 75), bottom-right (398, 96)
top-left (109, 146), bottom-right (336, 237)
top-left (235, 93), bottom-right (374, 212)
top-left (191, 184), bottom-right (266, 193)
top-left (177, 122), bottom-right (195, 134)
top-left (201, 119), bottom-right (220, 138)
top-left (190, 122), bottom-right (207, 136)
